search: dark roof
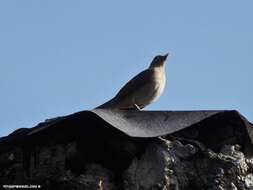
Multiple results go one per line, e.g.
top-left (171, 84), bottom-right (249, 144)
top-left (1, 109), bottom-right (253, 149)
top-left (27, 109), bottom-right (221, 137)
top-left (91, 109), bottom-right (221, 137)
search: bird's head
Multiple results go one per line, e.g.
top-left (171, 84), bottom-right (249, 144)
top-left (149, 53), bottom-right (169, 68)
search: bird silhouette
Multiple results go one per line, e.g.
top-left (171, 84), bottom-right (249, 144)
top-left (96, 53), bottom-right (169, 110)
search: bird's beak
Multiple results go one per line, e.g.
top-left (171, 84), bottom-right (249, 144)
top-left (163, 53), bottom-right (169, 61)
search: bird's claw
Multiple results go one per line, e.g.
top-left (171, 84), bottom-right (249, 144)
top-left (134, 104), bottom-right (141, 111)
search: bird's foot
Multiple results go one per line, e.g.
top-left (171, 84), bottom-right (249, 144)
top-left (134, 104), bottom-right (141, 111)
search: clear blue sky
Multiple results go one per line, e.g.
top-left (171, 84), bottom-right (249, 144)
top-left (0, 1), bottom-right (252, 136)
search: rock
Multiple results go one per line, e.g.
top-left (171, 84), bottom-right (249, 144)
top-left (0, 110), bottom-right (253, 189)
top-left (123, 139), bottom-right (253, 190)
top-left (123, 142), bottom-right (179, 190)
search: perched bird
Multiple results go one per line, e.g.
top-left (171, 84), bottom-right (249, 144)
top-left (96, 53), bottom-right (169, 110)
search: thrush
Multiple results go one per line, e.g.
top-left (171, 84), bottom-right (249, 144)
top-left (96, 53), bottom-right (169, 110)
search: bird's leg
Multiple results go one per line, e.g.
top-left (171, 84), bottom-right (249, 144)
top-left (134, 104), bottom-right (141, 111)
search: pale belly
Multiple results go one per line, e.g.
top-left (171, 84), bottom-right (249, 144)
top-left (126, 74), bottom-right (166, 107)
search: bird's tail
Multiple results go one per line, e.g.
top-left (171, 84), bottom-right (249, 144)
top-left (95, 98), bottom-right (117, 109)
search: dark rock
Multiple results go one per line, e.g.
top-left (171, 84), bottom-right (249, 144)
top-left (123, 139), bottom-right (253, 190)
top-left (0, 110), bottom-right (252, 189)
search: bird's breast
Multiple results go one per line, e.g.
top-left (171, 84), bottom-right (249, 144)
top-left (152, 69), bottom-right (166, 101)
top-left (134, 68), bottom-right (166, 106)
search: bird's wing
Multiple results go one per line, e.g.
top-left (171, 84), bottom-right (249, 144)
top-left (114, 68), bottom-right (154, 100)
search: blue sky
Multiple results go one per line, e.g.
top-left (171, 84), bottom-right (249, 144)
top-left (0, 1), bottom-right (252, 136)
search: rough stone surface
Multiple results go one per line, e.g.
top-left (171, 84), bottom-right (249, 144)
top-left (1, 137), bottom-right (253, 189)
top-left (0, 110), bottom-right (253, 189)
top-left (123, 139), bottom-right (253, 190)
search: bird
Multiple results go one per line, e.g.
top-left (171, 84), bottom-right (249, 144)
top-left (96, 53), bottom-right (169, 110)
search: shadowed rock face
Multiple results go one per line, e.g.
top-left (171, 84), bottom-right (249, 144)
top-left (124, 141), bottom-right (253, 190)
top-left (0, 110), bottom-right (252, 189)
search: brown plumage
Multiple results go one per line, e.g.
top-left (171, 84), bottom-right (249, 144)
top-left (96, 53), bottom-right (169, 110)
